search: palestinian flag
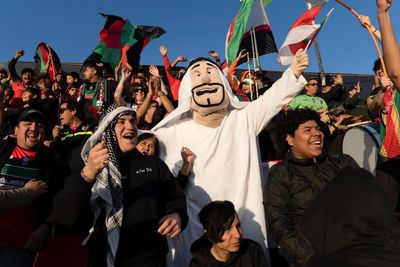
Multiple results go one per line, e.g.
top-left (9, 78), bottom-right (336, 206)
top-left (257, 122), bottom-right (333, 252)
top-left (225, 0), bottom-right (277, 68)
top-left (84, 13), bottom-right (165, 75)
top-left (278, 5), bottom-right (321, 65)
top-left (380, 89), bottom-right (400, 160)
top-left (34, 42), bottom-right (62, 81)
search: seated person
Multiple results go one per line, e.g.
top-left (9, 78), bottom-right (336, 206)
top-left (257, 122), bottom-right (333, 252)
top-left (289, 78), bottom-right (327, 111)
top-left (190, 200), bottom-right (269, 267)
top-left (263, 108), bottom-right (359, 267)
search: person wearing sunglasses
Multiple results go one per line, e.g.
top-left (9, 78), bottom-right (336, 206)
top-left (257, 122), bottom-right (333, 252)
top-left (289, 78), bottom-right (328, 112)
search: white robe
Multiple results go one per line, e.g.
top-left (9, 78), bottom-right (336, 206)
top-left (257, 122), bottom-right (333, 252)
top-left (153, 68), bottom-right (306, 266)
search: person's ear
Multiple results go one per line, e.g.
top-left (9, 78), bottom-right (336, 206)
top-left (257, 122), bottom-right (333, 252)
top-left (286, 134), bottom-right (294, 147)
top-left (71, 108), bottom-right (76, 116)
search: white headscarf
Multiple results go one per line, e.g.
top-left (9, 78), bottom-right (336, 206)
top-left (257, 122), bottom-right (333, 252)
top-left (152, 59), bottom-right (248, 130)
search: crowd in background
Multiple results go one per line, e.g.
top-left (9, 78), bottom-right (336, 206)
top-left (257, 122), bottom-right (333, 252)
top-left (0, 1), bottom-right (400, 267)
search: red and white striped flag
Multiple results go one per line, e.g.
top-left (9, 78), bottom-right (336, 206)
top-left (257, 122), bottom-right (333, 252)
top-left (278, 5), bottom-right (321, 65)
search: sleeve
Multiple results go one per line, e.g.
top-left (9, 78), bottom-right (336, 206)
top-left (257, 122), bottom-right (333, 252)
top-left (51, 171), bottom-right (94, 229)
top-left (289, 96), bottom-right (300, 109)
top-left (263, 164), bottom-right (317, 266)
top-left (8, 57), bottom-right (20, 81)
top-left (158, 158), bottom-right (188, 230)
top-left (245, 68), bottom-right (307, 135)
top-left (0, 188), bottom-right (32, 213)
top-left (227, 58), bottom-right (240, 91)
top-left (176, 171), bottom-right (189, 190)
top-left (162, 55), bottom-right (180, 101)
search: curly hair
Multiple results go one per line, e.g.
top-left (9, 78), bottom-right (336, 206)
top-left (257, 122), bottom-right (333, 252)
top-left (276, 109), bottom-right (322, 152)
top-left (198, 200), bottom-right (236, 244)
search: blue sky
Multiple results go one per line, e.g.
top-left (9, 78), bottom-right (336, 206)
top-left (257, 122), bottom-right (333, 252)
top-left (1, 0), bottom-right (396, 74)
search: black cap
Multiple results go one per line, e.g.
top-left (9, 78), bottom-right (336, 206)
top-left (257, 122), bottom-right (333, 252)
top-left (17, 109), bottom-right (44, 124)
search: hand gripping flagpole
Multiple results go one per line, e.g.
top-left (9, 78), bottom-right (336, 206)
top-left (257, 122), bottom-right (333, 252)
top-left (334, 0), bottom-right (387, 75)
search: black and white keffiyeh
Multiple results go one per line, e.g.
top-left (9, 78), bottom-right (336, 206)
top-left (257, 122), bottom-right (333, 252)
top-left (81, 104), bottom-right (136, 267)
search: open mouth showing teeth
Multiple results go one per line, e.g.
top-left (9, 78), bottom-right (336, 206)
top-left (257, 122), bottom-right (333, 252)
top-left (196, 88), bottom-right (218, 96)
top-left (310, 141), bottom-right (322, 145)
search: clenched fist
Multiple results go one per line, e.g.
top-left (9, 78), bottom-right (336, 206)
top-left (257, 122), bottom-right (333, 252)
top-left (290, 49), bottom-right (309, 78)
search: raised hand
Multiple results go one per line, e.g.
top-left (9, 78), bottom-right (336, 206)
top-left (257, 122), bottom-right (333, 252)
top-left (149, 65), bottom-right (160, 77)
top-left (208, 50), bottom-right (220, 59)
top-left (81, 141), bottom-right (109, 182)
top-left (237, 49), bottom-right (247, 60)
top-left (159, 45), bottom-right (167, 56)
top-left (290, 49), bottom-right (309, 78)
top-left (181, 146), bottom-right (194, 165)
top-left (376, 0), bottom-right (392, 13)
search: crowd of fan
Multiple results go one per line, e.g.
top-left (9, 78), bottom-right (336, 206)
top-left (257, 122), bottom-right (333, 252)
top-left (0, 4), bottom-right (400, 267)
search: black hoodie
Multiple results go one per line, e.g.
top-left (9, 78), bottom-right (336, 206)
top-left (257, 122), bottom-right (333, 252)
top-left (189, 235), bottom-right (269, 267)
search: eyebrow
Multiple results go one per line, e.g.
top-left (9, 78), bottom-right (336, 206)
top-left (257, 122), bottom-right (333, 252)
top-left (191, 64), bottom-right (200, 70)
top-left (206, 63), bottom-right (217, 68)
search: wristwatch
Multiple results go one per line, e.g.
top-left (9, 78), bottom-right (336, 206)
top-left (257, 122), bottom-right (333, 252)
top-left (157, 91), bottom-right (166, 97)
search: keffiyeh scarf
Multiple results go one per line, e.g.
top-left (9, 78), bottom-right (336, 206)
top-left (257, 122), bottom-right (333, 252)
top-left (81, 104), bottom-right (136, 267)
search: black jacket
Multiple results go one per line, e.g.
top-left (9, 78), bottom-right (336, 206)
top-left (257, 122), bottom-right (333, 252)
top-left (302, 167), bottom-right (400, 267)
top-left (190, 235), bottom-right (269, 267)
top-left (53, 150), bottom-right (188, 267)
top-left (263, 152), bottom-right (359, 266)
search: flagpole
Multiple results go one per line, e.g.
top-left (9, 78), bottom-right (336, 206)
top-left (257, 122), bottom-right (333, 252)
top-left (246, 52), bottom-right (254, 101)
top-left (249, 28), bottom-right (257, 100)
top-left (306, 3), bottom-right (326, 85)
top-left (334, 0), bottom-right (387, 75)
top-left (251, 27), bottom-right (260, 98)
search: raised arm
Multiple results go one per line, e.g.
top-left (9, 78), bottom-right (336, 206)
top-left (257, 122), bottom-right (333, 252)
top-left (8, 50), bottom-right (24, 81)
top-left (358, 15), bottom-right (382, 42)
top-left (114, 67), bottom-right (132, 106)
top-left (136, 77), bottom-right (154, 122)
top-left (245, 49), bottom-right (308, 134)
top-left (208, 50), bottom-right (221, 67)
top-left (376, 0), bottom-right (400, 90)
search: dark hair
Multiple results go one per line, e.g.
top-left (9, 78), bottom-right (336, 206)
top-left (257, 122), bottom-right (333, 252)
top-left (21, 68), bottom-right (34, 76)
top-left (24, 87), bottom-right (40, 99)
top-left (68, 82), bottom-right (80, 90)
top-left (136, 133), bottom-right (160, 156)
top-left (84, 62), bottom-right (104, 77)
top-left (67, 72), bottom-right (80, 80)
top-left (276, 109), bottom-right (322, 151)
top-left (60, 100), bottom-right (84, 121)
top-left (199, 200), bottom-right (236, 244)
top-left (373, 58), bottom-right (382, 73)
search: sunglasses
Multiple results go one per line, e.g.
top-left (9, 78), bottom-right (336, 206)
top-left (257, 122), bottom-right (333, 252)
top-left (59, 108), bottom-right (69, 114)
top-left (308, 83), bottom-right (318, 87)
top-left (133, 88), bottom-right (145, 93)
